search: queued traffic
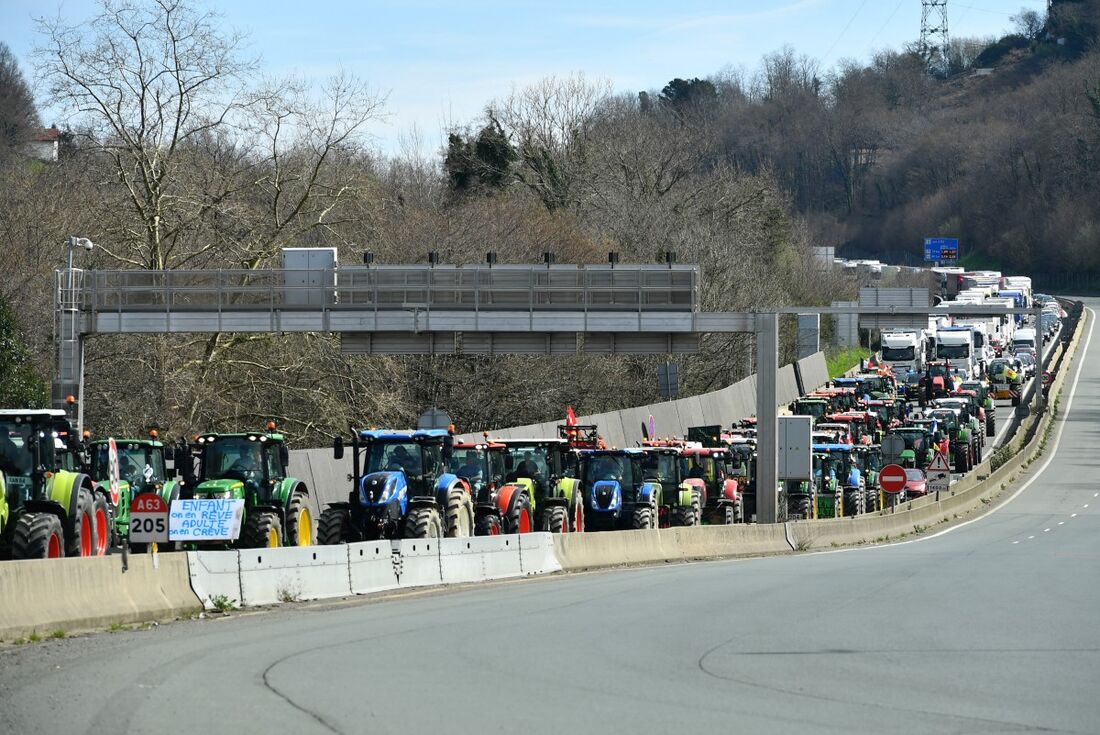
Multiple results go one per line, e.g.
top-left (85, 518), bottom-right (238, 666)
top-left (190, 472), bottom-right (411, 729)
top-left (0, 271), bottom-right (1063, 558)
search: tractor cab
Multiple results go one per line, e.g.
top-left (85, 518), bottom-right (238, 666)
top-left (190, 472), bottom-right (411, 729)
top-left (789, 398), bottom-right (830, 424)
top-left (498, 437), bottom-right (584, 534)
top-left (193, 429), bottom-right (290, 503)
top-left (887, 427), bottom-right (934, 469)
top-left (0, 410), bottom-right (75, 505)
top-left (87, 434), bottom-right (170, 496)
top-left (448, 440), bottom-right (507, 500)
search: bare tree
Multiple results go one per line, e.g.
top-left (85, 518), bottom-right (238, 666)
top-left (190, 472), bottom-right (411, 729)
top-left (492, 73), bottom-right (612, 211)
top-left (0, 42), bottom-right (41, 154)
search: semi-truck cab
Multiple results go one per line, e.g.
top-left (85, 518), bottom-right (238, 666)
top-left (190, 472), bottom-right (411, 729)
top-left (935, 326), bottom-right (978, 379)
top-left (879, 330), bottom-right (925, 374)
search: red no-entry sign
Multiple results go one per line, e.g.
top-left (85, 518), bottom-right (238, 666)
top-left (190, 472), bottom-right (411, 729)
top-left (880, 464), bottom-right (907, 494)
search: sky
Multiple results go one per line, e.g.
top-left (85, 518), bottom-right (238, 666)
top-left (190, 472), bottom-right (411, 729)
top-left (0, 0), bottom-right (1047, 156)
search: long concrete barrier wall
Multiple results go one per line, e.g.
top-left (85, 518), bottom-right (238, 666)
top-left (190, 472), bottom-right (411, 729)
top-left (0, 554), bottom-right (202, 640)
top-left (0, 314), bottom-right (1081, 641)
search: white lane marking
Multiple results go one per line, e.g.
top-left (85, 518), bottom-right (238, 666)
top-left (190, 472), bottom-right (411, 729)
top-left (844, 308), bottom-right (1096, 552)
top-left (1085, 504), bottom-right (1090, 509)
top-left (1058, 521), bottom-right (1065, 525)
top-left (1012, 540), bottom-right (1019, 544)
top-left (991, 337), bottom-right (1059, 448)
top-left (1072, 513), bottom-right (1078, 517)
top-left (1044, 528), bottom-right (1051, 532)
top-left (1028, 535), bottom-right (1035, 539)
top-left (1094, 493), bottom-right (1098, 498)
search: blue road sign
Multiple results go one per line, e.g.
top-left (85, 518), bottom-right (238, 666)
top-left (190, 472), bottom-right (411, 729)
top-left (924, 237), bottom-right (959, 262)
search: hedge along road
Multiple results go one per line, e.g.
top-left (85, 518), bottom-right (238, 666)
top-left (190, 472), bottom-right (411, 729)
top-left (0, 306), bottom-right (1096, 735)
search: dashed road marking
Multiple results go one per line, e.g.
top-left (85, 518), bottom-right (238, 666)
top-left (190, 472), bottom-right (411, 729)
top-left (1012, 540), bottom-right (1019, 544)
top-left (1028, 535), bottom-right (1035, 539)
top-left (1044, 528), bottom-right (1051, 532)
top-left (1072, 513), bottom-right (1078, 517)
top-left (1058, 521), bottom-right (1065, 525)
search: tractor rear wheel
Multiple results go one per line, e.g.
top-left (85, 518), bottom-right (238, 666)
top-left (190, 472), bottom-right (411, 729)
top-left (572, 495), bottom-right (585, 533)
top-left (445, 490), bottom-right (474, 538)
top-left (318, 507), bottom-right (349, 545)
top-left (286, 489), bottom-right (313, 546)
top-left (92, 493), bottom-right (112, 555)
top-left (67, 489), bottom-right (96, 557)
top-left (986, 416), bottom-right (996, 437)
top-left (503, 493), bottom-right (533, 534)
top-left (404, 507), bottom-right (443, 539)
top-left (631, 505), bottom-right (654, 530)
top-left (242, 512), bottom-right (282, 548)
top-left (546, 504), bottom-right (569, 533)
top-left (12, 513), bottom-right (65, 559)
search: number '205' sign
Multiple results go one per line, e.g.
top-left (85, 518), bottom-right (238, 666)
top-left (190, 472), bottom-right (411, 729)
top-left (129, 492), bottom-right (170, 543)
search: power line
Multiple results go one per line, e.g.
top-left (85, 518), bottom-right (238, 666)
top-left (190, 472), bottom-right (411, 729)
top-left (920, 0), bottom-right (950, 74)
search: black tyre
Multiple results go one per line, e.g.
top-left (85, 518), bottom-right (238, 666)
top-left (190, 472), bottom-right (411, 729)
top-left (318, 507), bottom-right (350, 545)
top-left (503, 492), bottom-right (533, 534)
top-left (669, 503), bottom-right (695, 527)
top-left (241, 511), bottom-right (282, 548)
top-left (445, 490), bottom-right (473, 538)
top-left (92, 493), bottom-right (113, 555)
top-left (404, 507), bottom-right (443, 539)
top-left (67, 488), bottom-right (97, 557)
top-left (546, 504), bottom-right (569, 533)
top-left (692, 491), bottom-right (702, 525)
top-left (986, 416), bottom-right (996, 437)
top-left (631, 505), bottom-right (654, 530)
top-left (286, 488), bottom-right (313, 546)
top-left (475, 512), bottom-right (502, 536)
top-left (12, 513), bottom-right (65, 559)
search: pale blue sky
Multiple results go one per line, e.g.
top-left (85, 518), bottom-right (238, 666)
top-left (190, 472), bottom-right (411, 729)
top-left (0, 0), bottom-right (1046, 155)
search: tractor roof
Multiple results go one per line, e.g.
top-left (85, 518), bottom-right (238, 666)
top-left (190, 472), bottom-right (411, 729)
top-left (813, 443), bottom-right (855, 452)
top-left (681, 447), bottom-right (728, 457)
top-left (497, 438), bottom-right (568, 446)
top-left (0, 409), bottom-right (67, 418)
top-left (88, 438), bottom-right (164, 448)
top-left (197, 432), bottom-right (285, 442)
top-left (453, 441), bottom-right (505, 450)
top-left (359, 429), bottom-right (450, 441)
top-left (579, 448), bottom-right (644, 457)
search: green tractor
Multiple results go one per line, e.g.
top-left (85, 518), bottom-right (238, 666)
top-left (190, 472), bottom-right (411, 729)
top-left (855, 445), bottom-right (883, 511)
top-left (888, 426), bottom-right (936, 470)
top-left (84, 431), bottom-right (184, 551)
top-left (186, 424), bottom-right (313, 548)
top-left (0, 409), bottom-right (109, 559)
top-left (497, 435), bottom-right (586, 533)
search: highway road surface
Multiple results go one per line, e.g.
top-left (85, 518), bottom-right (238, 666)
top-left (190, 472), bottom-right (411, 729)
top-left (0, 303), bottom-right (1095, 735)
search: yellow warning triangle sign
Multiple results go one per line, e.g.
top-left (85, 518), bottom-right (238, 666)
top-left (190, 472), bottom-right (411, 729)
top-left (928, 452), bottom-right (952, 472)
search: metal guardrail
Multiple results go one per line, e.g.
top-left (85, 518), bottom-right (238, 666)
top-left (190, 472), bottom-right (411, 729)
top-left (68, 265), bottom-right (701, 316)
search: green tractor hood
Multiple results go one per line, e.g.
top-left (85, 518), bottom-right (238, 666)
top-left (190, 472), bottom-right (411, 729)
top-left (193, 478), bottom-right (245, 499)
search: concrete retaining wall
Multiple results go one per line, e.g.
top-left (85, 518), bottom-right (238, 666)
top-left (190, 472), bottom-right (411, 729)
top-left (0, 554), bottom-right (201, 640)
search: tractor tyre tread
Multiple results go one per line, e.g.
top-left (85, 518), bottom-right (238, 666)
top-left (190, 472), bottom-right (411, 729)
top-left (403, 507), bottom-right (443, 539)
top-left (286, 489), bottom-right (313, 546)
top-left (445, 490), bottom-right (473, 538)
top-left (12, 513), bottom-right (65, 559)
top-left (318, 507), bottom-right (350, 545)
top-left (242, 511), bottom-right (282, 548)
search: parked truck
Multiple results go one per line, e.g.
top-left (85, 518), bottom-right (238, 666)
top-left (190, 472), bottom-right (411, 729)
top-left (879, 329), bottom-right (926, 374)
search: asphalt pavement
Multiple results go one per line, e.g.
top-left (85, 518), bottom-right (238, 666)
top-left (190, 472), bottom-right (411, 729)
top-left (0, 303), bottom-right (1095, 735)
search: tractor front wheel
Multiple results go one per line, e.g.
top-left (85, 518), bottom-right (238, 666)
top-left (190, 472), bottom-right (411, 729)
top-left (475, 512), bottom-right (502, 536)
top-left (12, 513), bottom-right (65, 559)
top-left (669, 503), bottom-right (696, 527)
top-left (503, 493), bottom-right (533, 535)
top-left (546, 505), bottom-right (569, 533)
top-left (404, 507), bottom-right (443, 539)
top-left (445, 490), bottom-right (474, 538)
top-left (631, 505), bottom-right (655, 530)
top-left (242, 512), bottom-right (282, 548)
top-left (67, 489), bottom-right (96, 557)
top-left (92, 493), bottom-right (112, 555)
top-left (286, 489), bottom-right (313, 546)
top-left (317, 507), bottom-right (349, 545)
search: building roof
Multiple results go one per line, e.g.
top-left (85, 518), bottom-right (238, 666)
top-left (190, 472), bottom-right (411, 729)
top-left (31, 127), bottom-right (60, 142)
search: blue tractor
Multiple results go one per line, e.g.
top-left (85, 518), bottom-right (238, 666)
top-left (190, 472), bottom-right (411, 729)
top-left (578, 448), bottom-right (662, 531)
top-left (318, 429), bottom-right (474, 542)
top-left (815, 443), bottom-right (868, 516)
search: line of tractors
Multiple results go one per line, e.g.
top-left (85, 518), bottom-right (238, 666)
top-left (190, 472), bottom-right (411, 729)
top-left (0, 353), bottom-right (1004, 559)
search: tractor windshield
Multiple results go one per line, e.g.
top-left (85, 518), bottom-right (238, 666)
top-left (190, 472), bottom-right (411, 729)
top-left (584, 454), bottom-right (633, 491)
top-left (892, 431), bottom-right (926, 451)
top-left (91, 443), bottom-right (165, 488)
top-left (0, 420), bottom-right (35, 479)
top-left (366, 442), bottom-right (425, 476)
top-left (502, 444), bottom-right (550, 484)
top-left (682, 455), bottom-right (715, 483)
top-left (448, 449), bottom-right (487, 487)
top-left (795, 401), bottom-right (827, 421)
top-left (641, 452), bottom-right (678, 483)
top-left (200, 437), bottom-right (267, 483)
